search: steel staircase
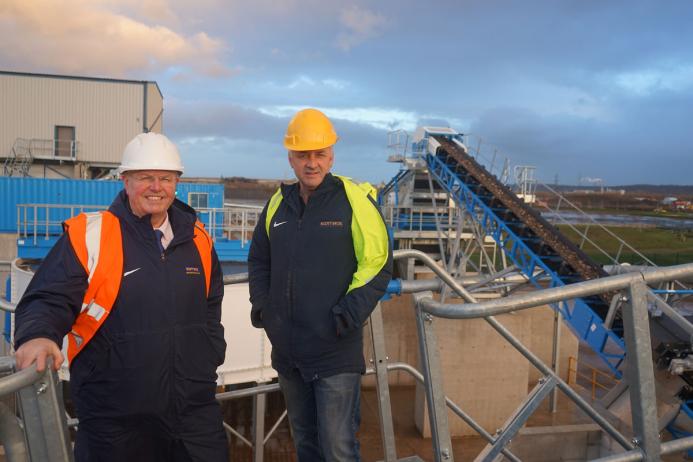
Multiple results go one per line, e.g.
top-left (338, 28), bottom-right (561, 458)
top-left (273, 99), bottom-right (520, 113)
top-left (3, 138), bottom-right (33, 177)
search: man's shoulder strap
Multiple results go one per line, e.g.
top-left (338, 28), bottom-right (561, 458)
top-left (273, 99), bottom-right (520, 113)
top-left (334, 174), bottom-right (389, 293)
top-left (65, 210), bottom-right (121, 277)
top-left (64, 210), bottom-right (123, 363)
top-left (192, 220), bottom-right (213, 296)
top-left (335, 174), bottom-right (377, 201)
top-left (264, 188), bottom-right (284, 237)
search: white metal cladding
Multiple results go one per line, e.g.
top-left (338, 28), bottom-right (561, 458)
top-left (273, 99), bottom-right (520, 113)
top-left (0, 73), bottom-right (161, 166)
top-left (217, 283), bottom-right (277, 385)
top-left (146, 82), bottom-right (164, 133)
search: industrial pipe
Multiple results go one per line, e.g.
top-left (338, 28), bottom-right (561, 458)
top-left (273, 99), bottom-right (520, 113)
top-left (0, 402), bottom-right (29, 462)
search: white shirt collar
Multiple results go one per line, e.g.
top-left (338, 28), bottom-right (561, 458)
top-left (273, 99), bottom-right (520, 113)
top-left (154, 213), bottom-right (173, 250)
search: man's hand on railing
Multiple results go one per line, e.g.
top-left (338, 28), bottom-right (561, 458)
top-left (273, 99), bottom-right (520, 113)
top-left (15, 338), bottom-right (63, 372)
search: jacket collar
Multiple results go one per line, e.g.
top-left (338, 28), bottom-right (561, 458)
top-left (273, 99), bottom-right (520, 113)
top-left (280, 173), bottom-right (341, 211)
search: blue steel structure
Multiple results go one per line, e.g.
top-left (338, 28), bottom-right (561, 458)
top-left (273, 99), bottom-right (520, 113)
top-left (425, 148), bottom-right (625, 375)
top-left (381, 127), bottom-right (626, 376)
top-left (0, 176), bottom-right (223, 233)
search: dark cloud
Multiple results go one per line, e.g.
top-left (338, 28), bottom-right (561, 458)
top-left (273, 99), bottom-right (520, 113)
top-left (158, 0), bottom-right (693, 185)
top-left (471, 89), bottom-right (693, 185)
top-left (165, 101), bottom-right (396, 182)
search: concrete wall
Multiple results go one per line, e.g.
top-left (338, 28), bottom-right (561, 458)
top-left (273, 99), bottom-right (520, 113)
top-left (414, 302), bottom-right (533, 437)
top-left (363, 294), bottom-right (419, 387)
top-left (508, 424), bottom-right (603, 461)
top-left (528, 305), bottom-right (579, 385)
top-left (363, 291), bottom-right (580, 437)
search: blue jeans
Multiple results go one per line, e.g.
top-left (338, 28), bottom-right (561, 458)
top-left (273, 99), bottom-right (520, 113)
top-left (279, 371), bottom-right (361, 462)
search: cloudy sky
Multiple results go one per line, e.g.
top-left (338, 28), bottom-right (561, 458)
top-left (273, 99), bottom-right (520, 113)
top-left (2, 0), bottom-right (692, 185)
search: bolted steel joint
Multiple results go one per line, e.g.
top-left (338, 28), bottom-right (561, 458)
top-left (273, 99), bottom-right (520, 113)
top-left (631, 437), bottom-right (640, 447)
top-left (423, 313), bottom-right (434, 323)
top-left (36, 382), bottom-right (48, 395)
top-left (441, 448), bottom-right (451, 460)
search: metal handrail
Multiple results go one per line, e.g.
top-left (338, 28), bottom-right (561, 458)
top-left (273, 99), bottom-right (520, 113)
top-left (394, 249), bottom-right (634, 454)
top-left (567, 356), bottom-right (620, 401)
top-left (1, 296), bottom-right (16, 313)
top-left (13, 203), bottom-right (263, 246)
top-left (394, 248), bottom-right (693, 460)
top-left (420, 260), bottom-right (693, 319)
top-left (0, 360), bottom-right (45, 396)
top-left (591, 436), bottom-right (693, 462)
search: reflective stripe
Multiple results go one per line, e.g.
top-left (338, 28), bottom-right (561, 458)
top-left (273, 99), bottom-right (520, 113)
top-left (85, 300), bottom-right (107, 321)
top-left (84, 212), bottom-right (103, 283)
top-left (70, 331), bottom-right (83, 347)
top-left (335, 175), bottom-right (389, 293)
top-left (64, 211), bottom-right (123, 364)
top-left (64, 211), bottom-right (214, 364)
top-left (264, 189), bottom-right (284, 237)
top-left (192, 221), bottom-right (213, 296)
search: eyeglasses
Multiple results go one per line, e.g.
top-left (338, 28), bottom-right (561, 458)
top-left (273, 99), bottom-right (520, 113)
top-left (130, 174), bottom-right (177, 185)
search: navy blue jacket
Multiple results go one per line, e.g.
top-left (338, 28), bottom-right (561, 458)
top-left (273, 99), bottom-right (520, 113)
top-left (14, 190), bottom-right (227, 460)
top-left (247, 173), bottom-right (392, 381)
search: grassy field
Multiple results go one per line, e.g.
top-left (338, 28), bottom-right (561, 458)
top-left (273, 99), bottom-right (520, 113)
top-left (557, 225), bottom-right (693, 266)
top-left (578, 208), bottom-right (693, 220)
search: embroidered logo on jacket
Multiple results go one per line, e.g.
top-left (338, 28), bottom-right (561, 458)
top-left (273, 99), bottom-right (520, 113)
top-left (186, 266), bottom-right (201, 275)
top-left (320, 220), bottom-right (344, 228)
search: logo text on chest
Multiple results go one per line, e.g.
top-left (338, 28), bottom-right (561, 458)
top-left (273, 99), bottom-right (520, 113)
top-left (185, 266), bottom-right (201, 275)
top-left (320, 220), bottom-right (344, 228)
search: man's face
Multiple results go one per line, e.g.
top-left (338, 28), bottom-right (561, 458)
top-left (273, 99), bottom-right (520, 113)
top-left (288, 147), bottom-right (334, 192)
top-left (122, 170), bottom-right (179, 222)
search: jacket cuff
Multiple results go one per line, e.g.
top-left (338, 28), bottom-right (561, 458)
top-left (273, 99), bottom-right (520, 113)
top-left (331, 304), bottom-right (353, 337)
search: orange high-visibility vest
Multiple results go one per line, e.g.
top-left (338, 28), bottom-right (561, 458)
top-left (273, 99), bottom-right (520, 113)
top-left (64, 210), bottom-right (213, 363)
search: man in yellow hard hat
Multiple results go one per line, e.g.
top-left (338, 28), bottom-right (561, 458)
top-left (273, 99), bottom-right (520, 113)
top-left (248, 108), bottom-right (392, 460)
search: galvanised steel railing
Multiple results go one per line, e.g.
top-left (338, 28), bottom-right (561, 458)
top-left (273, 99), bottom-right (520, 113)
top-left (15, 203), bottom-right (263, 246)
top-left (0, 358), bottom-right (74, 462)
top-left (395, 249), bottom-right (693, 462)
top-left (4, 254), bottom-right (693, 460)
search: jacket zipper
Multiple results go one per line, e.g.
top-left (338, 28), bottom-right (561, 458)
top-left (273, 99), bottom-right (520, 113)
top-left (288, 217), bottom-right (302, 322)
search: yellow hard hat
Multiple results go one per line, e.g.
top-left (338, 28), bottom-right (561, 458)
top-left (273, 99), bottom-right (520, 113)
top-left (284, 108), bottom-right (339, 151)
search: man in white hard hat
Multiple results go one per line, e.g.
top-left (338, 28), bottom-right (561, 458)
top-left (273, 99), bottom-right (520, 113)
top-left (14, 133), bottom-right (228, 461)
top-left (248, 109), bottom-right (392, 461)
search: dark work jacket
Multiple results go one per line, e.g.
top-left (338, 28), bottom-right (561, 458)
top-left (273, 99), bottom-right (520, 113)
top-left (247, 173), bottom-right (392, 381)
top-left (14, 190), bottom-right (227, 460)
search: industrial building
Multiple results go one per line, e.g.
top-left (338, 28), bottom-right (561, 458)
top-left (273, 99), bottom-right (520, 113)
top-left (0, 70), bottom-right (162, 179)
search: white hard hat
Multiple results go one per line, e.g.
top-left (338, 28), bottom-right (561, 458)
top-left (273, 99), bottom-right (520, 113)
top-left (119, 132), bottom-right (184, 174)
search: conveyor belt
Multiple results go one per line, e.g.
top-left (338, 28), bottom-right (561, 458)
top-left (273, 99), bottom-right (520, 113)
top-left (426, 135), bottom-right (626, 374)
top-left (433, 136), bottom-right (614, 316)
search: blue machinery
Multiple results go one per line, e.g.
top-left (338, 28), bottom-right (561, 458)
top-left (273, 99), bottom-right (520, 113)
top-left (426, 136), bottom-right (625, 375)
top-left (383, 128), bottom-right (626, 374)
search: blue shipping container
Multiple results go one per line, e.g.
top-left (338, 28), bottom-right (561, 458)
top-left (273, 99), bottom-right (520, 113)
top-left (0, 176), bottom-right (223, 234)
